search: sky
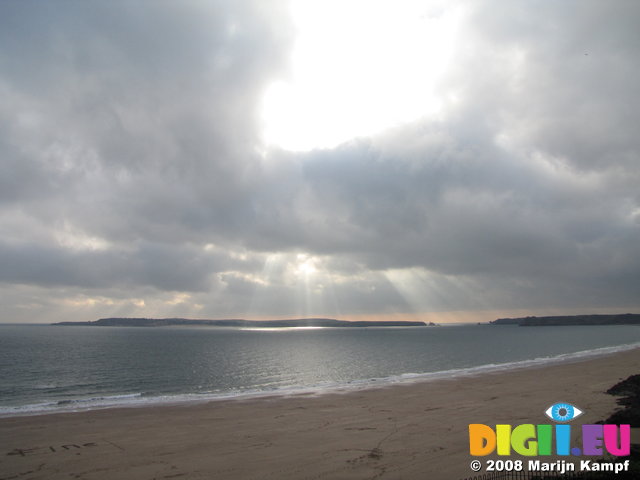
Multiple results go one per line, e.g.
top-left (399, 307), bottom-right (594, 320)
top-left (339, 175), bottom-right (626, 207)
top-left (1, 0), bottom-right (639, 324)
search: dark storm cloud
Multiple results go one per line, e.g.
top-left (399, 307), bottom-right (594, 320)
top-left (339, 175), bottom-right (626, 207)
top-left (0, 0), bottom-right (292, 299)
top-left (1, 0), bottom-right (639, 321)
top-left (0, 0), bottom-right (292, 237)
top-left (0, 240), bottom-right (258, 292)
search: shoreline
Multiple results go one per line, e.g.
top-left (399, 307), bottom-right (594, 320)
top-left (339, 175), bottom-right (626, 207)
top-left (3, 341), bottom-right (640, 419)
top-left (1, 347), bottom-right (639, 479)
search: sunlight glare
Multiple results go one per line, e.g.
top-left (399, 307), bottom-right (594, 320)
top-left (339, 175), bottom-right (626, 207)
top-left (295, 253), bottom-right (317, 277)
top-left (261, 0), bottom-right (461, 151)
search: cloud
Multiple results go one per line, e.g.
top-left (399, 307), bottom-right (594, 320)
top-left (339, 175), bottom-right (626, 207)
top-left (447, 0), bottom-right (640, 173)
top-left (1, 0), bottom-right (639, 322)
top-left (0, 239), bottom-right (260, 292)
top-left (0, 0), bottom-right (292, 235)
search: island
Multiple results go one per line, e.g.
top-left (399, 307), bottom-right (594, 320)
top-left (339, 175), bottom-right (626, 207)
top-left (490, 313), bottom-right (640, 326)
top-left (53, 317), bottom-right (428, 328)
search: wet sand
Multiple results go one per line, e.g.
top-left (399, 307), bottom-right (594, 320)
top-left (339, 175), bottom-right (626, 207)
top-left (1, 348), bottom-right (639, 480)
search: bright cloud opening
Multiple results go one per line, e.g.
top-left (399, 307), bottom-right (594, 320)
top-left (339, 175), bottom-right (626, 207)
top-left (261, 0), bottom-right (462, 151)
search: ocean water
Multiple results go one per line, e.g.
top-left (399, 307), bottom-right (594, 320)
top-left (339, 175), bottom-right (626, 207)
top-left (1, 323), bottom-right (639, 416)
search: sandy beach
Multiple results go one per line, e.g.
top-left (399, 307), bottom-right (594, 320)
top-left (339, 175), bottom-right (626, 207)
top-left (1, 348), bottom-right (638, 480)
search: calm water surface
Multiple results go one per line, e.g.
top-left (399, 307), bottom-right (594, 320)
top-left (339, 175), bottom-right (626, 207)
top-left (1, 324), bottom-right (639, 416)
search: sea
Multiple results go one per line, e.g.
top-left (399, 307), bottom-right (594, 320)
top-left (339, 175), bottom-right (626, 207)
top-left (1, 323), bottom-right (639, 417)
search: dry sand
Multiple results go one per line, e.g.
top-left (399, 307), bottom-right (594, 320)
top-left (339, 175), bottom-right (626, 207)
top-left (1, 348), bottom-right (639, 480)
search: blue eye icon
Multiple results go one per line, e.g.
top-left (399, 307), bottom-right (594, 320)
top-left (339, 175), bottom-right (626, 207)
top-left (545, 403), bottom-right (583, 423)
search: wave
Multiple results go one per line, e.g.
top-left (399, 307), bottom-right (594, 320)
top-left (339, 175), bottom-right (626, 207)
top-left (2, 341), bottom-right (639, 418)
top-left (371, 341), bottom-right (640, 385)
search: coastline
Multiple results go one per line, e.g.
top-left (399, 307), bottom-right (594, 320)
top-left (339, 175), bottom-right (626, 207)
top-left (3, 340), bottom-right (640, 418)
top-left (1, 347), bottom-right (639, 479)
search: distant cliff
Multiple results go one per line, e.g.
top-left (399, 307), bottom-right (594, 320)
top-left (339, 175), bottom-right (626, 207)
top-left (491, 313), bottom-right (640, 326)
top-left (53, 317), bottom-right (428, 328)
top-left (489, 317), bottom-right (523, 325)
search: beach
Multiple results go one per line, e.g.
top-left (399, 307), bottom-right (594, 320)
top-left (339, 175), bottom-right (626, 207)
top-left (1, 348), bottom-right (638, 480)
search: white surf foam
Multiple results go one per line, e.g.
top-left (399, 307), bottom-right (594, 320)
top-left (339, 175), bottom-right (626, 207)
top-left (2, 341), bottom-right (639, 418)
